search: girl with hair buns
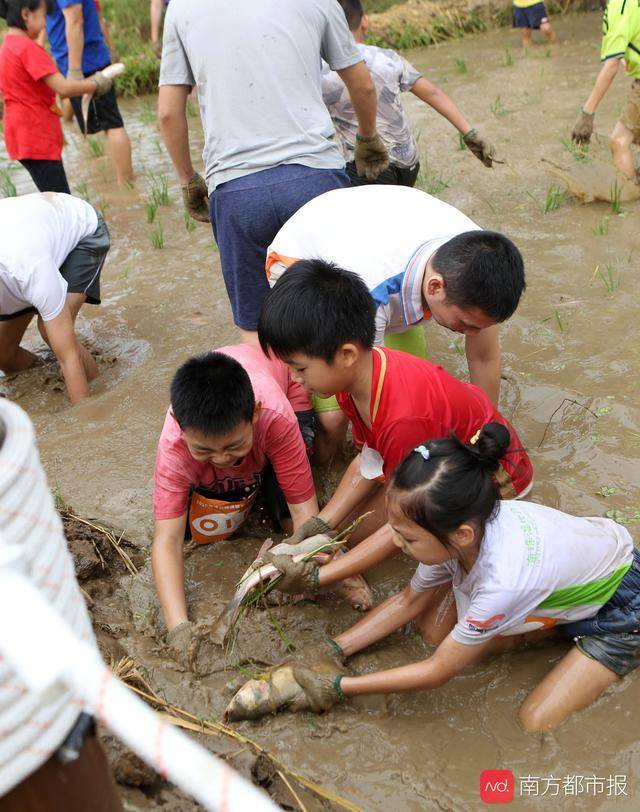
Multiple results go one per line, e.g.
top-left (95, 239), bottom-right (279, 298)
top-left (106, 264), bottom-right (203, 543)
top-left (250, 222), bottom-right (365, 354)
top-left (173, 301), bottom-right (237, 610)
top-left (272, 423), bottom-right (640, 731)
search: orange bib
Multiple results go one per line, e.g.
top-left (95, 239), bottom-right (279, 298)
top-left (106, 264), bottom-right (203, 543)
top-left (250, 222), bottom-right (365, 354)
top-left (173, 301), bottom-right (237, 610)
top-left (188, 486), bottom-right (258, 545)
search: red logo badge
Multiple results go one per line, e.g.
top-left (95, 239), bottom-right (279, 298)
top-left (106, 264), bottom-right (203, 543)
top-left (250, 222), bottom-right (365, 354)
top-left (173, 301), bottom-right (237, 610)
top-left (480, 770), bottom-right (514, 803)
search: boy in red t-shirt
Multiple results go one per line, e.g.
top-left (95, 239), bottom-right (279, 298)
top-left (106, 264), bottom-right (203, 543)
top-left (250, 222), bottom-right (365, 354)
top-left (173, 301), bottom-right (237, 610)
top-left (257, 259), bottom-right (533, 595)
top-left (0, 0), bottom-right (112, 193)
top-left (152, 344), bottom-right (320, 671)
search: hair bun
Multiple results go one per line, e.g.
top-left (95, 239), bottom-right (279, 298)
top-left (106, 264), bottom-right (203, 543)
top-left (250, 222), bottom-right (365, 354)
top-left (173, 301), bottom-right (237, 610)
top-left (467, 422), bottom-right (510, 471)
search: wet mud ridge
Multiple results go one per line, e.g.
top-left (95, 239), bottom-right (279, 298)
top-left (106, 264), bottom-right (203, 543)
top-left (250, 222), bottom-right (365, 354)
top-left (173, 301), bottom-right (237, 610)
top-left (64, 509), bottom-right (364, 811)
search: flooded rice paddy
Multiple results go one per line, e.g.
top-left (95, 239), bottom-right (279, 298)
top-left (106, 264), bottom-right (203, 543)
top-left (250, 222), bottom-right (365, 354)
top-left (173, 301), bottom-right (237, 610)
top-left (1, 11), bottom-right (639, 811)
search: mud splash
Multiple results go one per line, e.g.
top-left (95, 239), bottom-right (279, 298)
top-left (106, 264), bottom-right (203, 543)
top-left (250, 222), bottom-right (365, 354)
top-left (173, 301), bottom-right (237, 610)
top-left (1, 10), bottom-right (639, 811)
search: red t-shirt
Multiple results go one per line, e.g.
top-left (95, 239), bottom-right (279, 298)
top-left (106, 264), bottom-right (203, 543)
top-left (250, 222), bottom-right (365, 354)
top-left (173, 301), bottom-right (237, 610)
top-left (0, 34), bottom-right (62, 161)
top-left (153, 344), bottom-right (314, 520)
top-left (336, 347), bottom-right (533, 495)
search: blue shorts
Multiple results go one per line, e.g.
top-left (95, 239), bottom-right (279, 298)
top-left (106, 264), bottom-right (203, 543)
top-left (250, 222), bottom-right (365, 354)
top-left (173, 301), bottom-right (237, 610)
top-left (209, 164), bottom-right (350, 330)
top-left (512, 2), bottom-right (548, 29)
top-left (561, 548), bottom-right (640, 676)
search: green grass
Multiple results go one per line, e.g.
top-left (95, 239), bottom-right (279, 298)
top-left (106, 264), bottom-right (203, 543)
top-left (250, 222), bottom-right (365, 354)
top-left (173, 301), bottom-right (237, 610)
top-left (139, 100), bottom-right (156, 126)
top-left (489, 95), bottom-right (511, 118)
top-left (149, 224), bottom-right (164, 249)
top-left (454, 57), bottom-right (468, 75)
top-left (147, 172), bottom-right (170, 207)
top-left (503, 47), bottom-right (513, 67)
top-left (87, 136), bottom-right (105, 157)
top-left (0, 168), bottom-right (17, 197)
top-left (543, 186), bottom-right (567, 214)
top-left (146, 202), bottom-right (157, 224)
top-left (610, 180), bottom-right (623, 215)
top-left (593, 216), bottom-right (609, 236)
top-left (74, 180), bottom-right (91, 202)
top-left (598, 262), bottom-right (619, 294)
top-left (417, 161), bottom-right (451, 196)
top-left (560, 137), bottom-right (590, 162)
top-left (183, 211), bottom-right (196, 232)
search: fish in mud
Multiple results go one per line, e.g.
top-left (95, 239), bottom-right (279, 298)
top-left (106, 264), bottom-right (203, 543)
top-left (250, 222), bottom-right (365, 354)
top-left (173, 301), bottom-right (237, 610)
top-left (211, 534), bottom-right (333, 645)
top-left (224, 658), bottom-right (340, 722)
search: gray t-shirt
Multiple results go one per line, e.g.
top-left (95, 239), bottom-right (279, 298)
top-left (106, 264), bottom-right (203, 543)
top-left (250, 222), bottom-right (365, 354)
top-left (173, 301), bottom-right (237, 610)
top-left (159, 0), bottom-right (362, 192)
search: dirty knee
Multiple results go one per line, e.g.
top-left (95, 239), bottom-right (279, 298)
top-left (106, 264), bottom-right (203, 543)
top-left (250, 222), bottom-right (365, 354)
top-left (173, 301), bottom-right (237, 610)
top-left (518, 700), bottom-right (548, 732)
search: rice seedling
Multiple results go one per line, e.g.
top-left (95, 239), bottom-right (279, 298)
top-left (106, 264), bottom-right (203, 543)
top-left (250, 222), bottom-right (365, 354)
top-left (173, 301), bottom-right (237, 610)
top-left (596, 262), bottom-right (619, 294)
top-left (489, 95), bottom-right (511, 117)
top-left (454, 57), bottom-right (467, 74)
top-left (417, 161), bottom-right (451, 196)
top-left (560, 136), bottom-right (589, 162)
top-left (139, 100), bottom-right (156, 126)
top-left (147, 172), bottom-right (170, 207)
top-left (74, 180), bottom-right (91, 202)
top-left (543, 185), bottom-right (566, 213)
top-left (457, 132), bottom-right (466, 150)
top-left (545, 46), bottom-right (552, 58)
top-left (87, 136), bottom-right (105, 157)
top-left (593, 216), bottom-right (609, 235)
top-left (554, 308), bottom-right (565, 332)
top-left (146, 202), bottom-right (157, 224)
top-left (183, 210), bottom-right (196, 232)
top-left (610, 180), bottom-right (622, 214)
top-left (186, 98), bottom-right (197, 117)
top-left (503, 47), bottom-right (513, 67)
top-left (149, 224), bottom-right (164, 249)
top-left (0, 168), bottom-right (17, 197)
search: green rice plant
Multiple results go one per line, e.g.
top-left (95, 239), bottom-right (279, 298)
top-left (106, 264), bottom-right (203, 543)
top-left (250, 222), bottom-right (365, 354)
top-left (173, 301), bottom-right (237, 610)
top-left (146, 202), bottom-right (157, 224)
top-left (545, 46), bottom-right (552, 58)
top-left (554, 308), bottom-right (565, 332)
top-left (0, 168), bottom-right (17, 197)
top-left (454, 57), bottom-right (468, 74)
top-left (149, 224), bottom-right (164, 249)
top-left (417, 162), bottom-right (451, 196)
top-left (87, 136), bottom-right (105, 157)
top-left (147, 172), bottom-right (170, 207)
top-left (186, 98), bottom-right (197, 118)
top-left (489, 95), bottom-right (511, 118)
top-left (457, 132), bottom-right (466, 150)
top-left (154, 139), bottom-right (164, 155)
top-left (139, 100), bottom-right (156, 126)
top-left (610, 180), bottom-right (623, 214)
top-left (74, 180), bottom-right (91, 202)
top-left (543, 185), bottom-right (567, 214)
top-left (183, 210), bottom-right (196, 232)
top-left (503, 47), bottom-right (513, 67)
top-left (593, 216), bottom-right (609, 236)
top-left (560, 137), bottom-right (589, 162)
top-left (598, 262), bottom-right (619, 294)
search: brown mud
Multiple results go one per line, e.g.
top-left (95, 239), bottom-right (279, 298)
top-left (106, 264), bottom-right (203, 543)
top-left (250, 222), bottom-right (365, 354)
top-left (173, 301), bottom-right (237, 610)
top-left (2, 11), bottom-right (640, 811)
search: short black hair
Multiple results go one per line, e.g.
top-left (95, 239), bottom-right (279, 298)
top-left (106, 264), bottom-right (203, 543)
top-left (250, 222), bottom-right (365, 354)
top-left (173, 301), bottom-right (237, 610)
top-left (432, 231), bottom-right (525, 322)
top-left (170, 352), bottom-right (255, 436)
top-left (258, 259), bottom-right (376, 362)
top-left (0, 0), bottom-right (50, 29)
top-left (337, 0), bottom-right (364, 30)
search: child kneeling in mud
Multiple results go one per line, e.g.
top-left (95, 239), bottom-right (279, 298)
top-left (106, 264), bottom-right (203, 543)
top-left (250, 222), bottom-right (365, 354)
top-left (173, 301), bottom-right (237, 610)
top-left (152, 345), bottom-right (323, 672)
top-left (244, 424), bottom-right (639, 731)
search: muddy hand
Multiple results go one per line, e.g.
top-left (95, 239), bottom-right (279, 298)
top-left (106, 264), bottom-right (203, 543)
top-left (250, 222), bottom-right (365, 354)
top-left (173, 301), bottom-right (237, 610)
top-left (291, 661), bottom-right (346, 713)
top-left (182, 173), bottom-right (210, 223)
top-left (87, 70), bottom-right (113, 98)
top-left (463, 129), bottom-right (499, 167)
top-left (279, 515), bottom-right (331, 546)
top-left (287, 638), bottom-right (346, 668)
top-left (166, 621), bottom-right (222, 676)
top-left (571, 109), bottom-right (594, 145)
top-left (263, 552), bottom-right (318, 594)
top-left (354, 132), bottom-right (389, 180)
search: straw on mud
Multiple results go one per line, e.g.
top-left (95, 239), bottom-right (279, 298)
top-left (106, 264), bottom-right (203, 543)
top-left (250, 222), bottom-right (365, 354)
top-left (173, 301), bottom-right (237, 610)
top-left (113, 657), bottom-right (363, 812)
top-left (64, 511), bottom-right (138, 576)
top-left (277, 770), bottom-right (309, 812)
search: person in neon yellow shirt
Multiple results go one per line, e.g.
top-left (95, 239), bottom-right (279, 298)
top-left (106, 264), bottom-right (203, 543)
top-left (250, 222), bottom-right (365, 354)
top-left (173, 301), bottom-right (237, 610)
top-left (512, 0), bottom-right (557, 48)
top-left (572, 0), bottom-right (640, 184)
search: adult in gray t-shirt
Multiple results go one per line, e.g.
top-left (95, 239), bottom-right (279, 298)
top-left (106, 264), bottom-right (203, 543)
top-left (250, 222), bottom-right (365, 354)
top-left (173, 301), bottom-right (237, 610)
top-left (158, 0), bottom-right (388, 335)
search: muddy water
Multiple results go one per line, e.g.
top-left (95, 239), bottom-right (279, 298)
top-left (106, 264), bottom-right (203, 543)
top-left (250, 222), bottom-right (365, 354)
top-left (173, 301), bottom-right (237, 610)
top-left (1, 11), bottom-right (639, 811)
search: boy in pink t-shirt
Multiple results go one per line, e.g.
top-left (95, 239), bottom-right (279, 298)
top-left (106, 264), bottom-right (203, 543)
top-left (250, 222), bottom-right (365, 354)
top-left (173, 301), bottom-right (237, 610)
top-left (152, 344), bottom-right (318, 670)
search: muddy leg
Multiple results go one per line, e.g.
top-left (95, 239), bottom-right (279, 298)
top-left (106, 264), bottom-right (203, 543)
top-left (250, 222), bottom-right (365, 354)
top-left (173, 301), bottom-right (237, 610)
top-left (0, 312), bottom-right (38, 373)
top-left (105, 126), bottom-right (133, 184)
top-left (610, 120), bottom-right (636, 181)
top-left (520, 28), bottom-right (533, 49)
top-left (518, 647), bottom-right (619, 732)
top-left (540, 21), bottom-right (557, 45)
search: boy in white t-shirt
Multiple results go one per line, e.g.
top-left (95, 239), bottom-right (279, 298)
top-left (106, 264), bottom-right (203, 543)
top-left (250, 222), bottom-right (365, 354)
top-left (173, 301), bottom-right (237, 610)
top-left (322, 0), bottom-right (497, 186)
top-left (0, 192), bottom-right (110, 404)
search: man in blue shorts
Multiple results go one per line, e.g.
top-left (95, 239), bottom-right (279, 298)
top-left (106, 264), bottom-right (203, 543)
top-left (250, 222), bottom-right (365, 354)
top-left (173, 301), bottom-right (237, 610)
top-left (512, 0), bottom-right (557, 48)
top-left (46, 0), bottom-right (133, 184)
top-left (158, 0), bottom-right (388, 340)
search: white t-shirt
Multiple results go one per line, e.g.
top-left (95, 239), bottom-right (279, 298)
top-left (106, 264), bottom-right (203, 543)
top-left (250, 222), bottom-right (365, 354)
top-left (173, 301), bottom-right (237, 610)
top-left (266, 186), bottom-right (480, 342)
top-left (410, 500), bottom-right (634, 645)
top-left (0, 193), bottom-right (98, 322)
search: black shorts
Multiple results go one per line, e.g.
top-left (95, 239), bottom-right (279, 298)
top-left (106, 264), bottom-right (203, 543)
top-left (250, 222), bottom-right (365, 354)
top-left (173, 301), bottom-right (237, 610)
top-left (346, 160), bottom-right (420, 188)
top-left (69, 66), bottom-right (125, 134)
top-left (0, 215), bottom-right (110, 322)
top-left (512, 2), bottom-right (549, 29)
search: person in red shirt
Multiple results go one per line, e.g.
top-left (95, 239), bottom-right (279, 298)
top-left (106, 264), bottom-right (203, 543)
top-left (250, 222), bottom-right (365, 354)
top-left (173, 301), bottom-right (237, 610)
top-left (152, 344), bottom-right (320, 671)
top-left (257, 259), bottom-right (533, 595)
top-left (0, 0), bottom-right (112, 193)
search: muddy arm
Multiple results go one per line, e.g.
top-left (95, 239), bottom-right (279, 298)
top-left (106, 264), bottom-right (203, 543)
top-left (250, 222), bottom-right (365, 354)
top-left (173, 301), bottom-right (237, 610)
top-left (318, 454), bottom-right (378, 531)
top-left (465, 325), bottom-right (501, 407)
top-left (43, 309), bottom-right (90, 404)
top-left (151, 514), bottom-right (189, 632)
